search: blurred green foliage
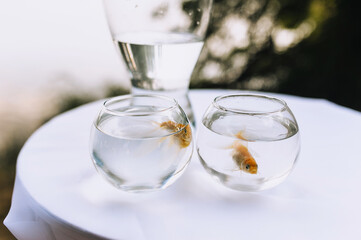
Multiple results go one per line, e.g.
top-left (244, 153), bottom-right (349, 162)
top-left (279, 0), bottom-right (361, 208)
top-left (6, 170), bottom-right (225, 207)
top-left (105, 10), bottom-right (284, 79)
top-left (191, 0), bottom-right (361, 111)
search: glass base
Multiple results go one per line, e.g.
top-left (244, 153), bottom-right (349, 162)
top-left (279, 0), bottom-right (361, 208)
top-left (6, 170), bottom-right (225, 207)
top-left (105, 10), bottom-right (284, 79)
top-left (131, 87), bottom-right (195, 126)
top-left (198, 152), bottom-right (292, 192)
top-left (93, 158), bottom-right (191, 193)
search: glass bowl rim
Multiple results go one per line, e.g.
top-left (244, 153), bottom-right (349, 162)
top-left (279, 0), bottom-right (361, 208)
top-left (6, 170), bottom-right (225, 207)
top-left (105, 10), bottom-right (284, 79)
top-left (212, 93), bottom-right (288, 115)
top-left (102, 94), bottom-right (179, 117)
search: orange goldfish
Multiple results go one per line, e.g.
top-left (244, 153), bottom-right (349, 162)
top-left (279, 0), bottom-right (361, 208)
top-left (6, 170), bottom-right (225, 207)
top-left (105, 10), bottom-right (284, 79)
top-left (235, 130), bottom-right (247, 140)
top-left (231, 130), bottom-right (258, 174)
top-left (159, 121), bottom-right (192, 148)
top-left (232, 141), bottom-right (258, 174)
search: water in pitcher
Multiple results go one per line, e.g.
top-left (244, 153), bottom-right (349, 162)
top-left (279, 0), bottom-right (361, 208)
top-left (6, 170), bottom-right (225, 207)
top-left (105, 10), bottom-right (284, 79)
top-left (115, 32), bottom-right (204, 91)
top-left (114, 32), bottom-right (204, 124)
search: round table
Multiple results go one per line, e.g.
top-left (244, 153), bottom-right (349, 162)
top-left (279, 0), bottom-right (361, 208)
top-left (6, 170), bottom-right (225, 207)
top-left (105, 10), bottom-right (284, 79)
top-left (4, 89), bottom-right (361, 240)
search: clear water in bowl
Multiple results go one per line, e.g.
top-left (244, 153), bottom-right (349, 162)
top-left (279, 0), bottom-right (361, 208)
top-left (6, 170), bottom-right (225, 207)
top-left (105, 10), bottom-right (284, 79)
top-left (197, 111), bottom-right (300, 191)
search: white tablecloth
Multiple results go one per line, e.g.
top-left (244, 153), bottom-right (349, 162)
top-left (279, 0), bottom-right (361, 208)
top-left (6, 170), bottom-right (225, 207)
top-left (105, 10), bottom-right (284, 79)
top-left (4, 89), bottom-right (361, 239)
